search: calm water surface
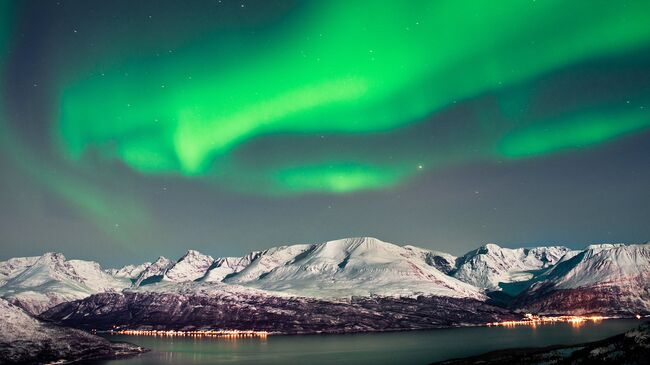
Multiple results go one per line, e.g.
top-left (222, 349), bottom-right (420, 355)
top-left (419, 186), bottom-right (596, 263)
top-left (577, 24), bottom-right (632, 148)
top-left (95, 319), bottom-right (643, 365)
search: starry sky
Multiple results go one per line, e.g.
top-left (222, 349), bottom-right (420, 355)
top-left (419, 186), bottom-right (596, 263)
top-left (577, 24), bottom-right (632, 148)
top-left (1, 0), bottom-right (650, 267)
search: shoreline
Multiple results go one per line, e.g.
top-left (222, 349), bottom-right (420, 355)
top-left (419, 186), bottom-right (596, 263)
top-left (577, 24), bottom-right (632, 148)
top-left (98, 315), bottom-right (649, 338)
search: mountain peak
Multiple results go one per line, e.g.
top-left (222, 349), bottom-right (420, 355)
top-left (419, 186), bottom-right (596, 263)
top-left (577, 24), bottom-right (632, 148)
top-left (133, 257), bottom-right (174, 287)
top-left (164, 250), bottom-right (214, 282)
top-left (586, 243), bottom-right (626, 251)
top-left (323, 236), bottom-right (400, 252)
top-left (182, 249), bottom-right (203, 257)
top-left (224, 237), bottom-right (484, 299)
top-left (481, 243), bottom-right (502, 252)
top-left (38, 252), bottom-right (67, 262)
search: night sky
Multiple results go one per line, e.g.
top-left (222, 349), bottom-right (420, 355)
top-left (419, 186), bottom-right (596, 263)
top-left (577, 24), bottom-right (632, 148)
top-left (1, 0), bottom-right (650, 267)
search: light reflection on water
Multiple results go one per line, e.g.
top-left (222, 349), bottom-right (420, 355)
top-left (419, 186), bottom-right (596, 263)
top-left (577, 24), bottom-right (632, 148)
top-left (92, 319), bottom-right (644, 365)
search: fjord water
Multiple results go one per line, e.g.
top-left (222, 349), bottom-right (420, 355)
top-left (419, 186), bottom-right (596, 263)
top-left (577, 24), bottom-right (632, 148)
top-left (95, 319), bottom-right (643, 364)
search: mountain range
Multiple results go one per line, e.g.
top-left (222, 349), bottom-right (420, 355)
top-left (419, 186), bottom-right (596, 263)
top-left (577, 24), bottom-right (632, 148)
top-left (1, 237), bottom-right (648, 334)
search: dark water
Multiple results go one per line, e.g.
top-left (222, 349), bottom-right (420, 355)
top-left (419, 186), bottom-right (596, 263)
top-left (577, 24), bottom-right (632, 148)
top-left (96, 319), bottom-right (643, 365)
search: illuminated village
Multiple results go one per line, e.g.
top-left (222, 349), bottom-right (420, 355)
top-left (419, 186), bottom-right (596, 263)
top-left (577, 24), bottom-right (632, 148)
top-left (488, 314), bottom-right (618, 328)
top-left (113, 329), bottom-right (270, 339)
top-left (104, 313), bottom-right (648, 339)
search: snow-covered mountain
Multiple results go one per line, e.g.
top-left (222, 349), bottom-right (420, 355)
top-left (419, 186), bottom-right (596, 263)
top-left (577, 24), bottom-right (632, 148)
top-left (0, 253), bottom-right (130, 314)
top-left (226, 237), bottom-right (485, 299)
top-left (164, 250), bottom-right (214, 282)
top-left (517, 242), bottom-right (650, 314)
top-left (0, 298), bottom-right (143, 363)
top-left (224, 244), bottom-right (312, 283)
top-left (107, 263), bottom-right (150, 280)
top-left (132, 256), bottom-right (174, 287)
top-left (452, 243), bottom-right (571, 291)
top-left (403, 245), bottom-right (457, 275)
top-left (201, 252), bottom-right (262, 282)
top-left (4, 237), bottom-right (648, 357)
top-left (112, 238), bottom-right (483, 299)
top-left (0, 256), bottom-right (39, 286)
top-left (109, 250), bottom-right (216, 284)
top-left (545, 243), bottom-right (650, 289)
top-left (2, 238), bottom-right (648, 318)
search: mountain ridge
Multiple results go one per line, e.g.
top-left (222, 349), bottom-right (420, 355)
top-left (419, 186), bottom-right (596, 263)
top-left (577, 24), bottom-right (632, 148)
top-left (1, 237), bottom-right (649, 317)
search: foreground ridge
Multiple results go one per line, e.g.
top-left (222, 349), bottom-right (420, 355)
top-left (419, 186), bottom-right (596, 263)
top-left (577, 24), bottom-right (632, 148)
top-left (0, 298), bottom-right (146, 363)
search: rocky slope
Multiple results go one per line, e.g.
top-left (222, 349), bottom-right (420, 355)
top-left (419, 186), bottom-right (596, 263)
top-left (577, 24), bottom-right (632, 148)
top-left (0, 298), bottom-right (145, 364)
top-left (41, 288), bottom-right (515, 334)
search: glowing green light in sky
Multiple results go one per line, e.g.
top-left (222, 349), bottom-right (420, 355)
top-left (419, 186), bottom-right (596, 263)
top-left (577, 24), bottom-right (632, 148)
top-left (174, 77), bottom-right (369, 173)
top-left (273, 162), bottom-right (407, 194)
top-left (0, 3), bottom-right (151, 245)
top-left (54, 0), bottom-right (650, 193)
top-left (499, 110), bottom-right (650, 158)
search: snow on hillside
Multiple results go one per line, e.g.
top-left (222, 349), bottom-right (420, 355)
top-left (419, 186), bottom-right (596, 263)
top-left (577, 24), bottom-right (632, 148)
top-left (107, 263), bottom-right (151, 280)
top-left (67, 260), bottom-right (131, 292)
top-left (403, 245), bottom-right (457, 274)
top-left (200, 253), bottom-right (261, 282)
top-left (133, 256), bottom-right (174, 287)
top-left (164, 250), bottom-right (214, 282)
top-left (542, 242), bottom-right (650, 290)
top-left (225, 244), bottom-right (312, 283)
top-left (453, 243), bottom-right (571, 291)
top-left (129, 279), bottom-right (294, 299)
top-left (514, 243), bottom-right (650, 315)
top-left (586, 243), bottom-right (626, 251)
top-left (3, 239), bottom-right (648, 316)
top-left (0, 253), bottom-right (130, 314)
top-left (0, 256), bottom-right (39, 286)
top-left (230, 237), bottom-right (485, 299)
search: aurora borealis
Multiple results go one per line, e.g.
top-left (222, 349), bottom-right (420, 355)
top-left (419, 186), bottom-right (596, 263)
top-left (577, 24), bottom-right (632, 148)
top-left (1, 0), bottom-right (650, 265)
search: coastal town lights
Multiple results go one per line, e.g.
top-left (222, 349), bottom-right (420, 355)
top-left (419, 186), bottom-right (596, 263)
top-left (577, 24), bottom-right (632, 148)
top-left (115, 329), bottom-right (269, 338)
top-left (488, 314), bottom-right (610, 328)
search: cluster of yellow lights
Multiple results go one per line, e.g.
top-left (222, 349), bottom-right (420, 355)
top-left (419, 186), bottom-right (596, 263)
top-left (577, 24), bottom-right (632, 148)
top-left (488, 314), bottom-right (612, 328)
top-left (115, 329), bottom-right (269, 338)
top-left (110, 314), bottom-right (645, 338)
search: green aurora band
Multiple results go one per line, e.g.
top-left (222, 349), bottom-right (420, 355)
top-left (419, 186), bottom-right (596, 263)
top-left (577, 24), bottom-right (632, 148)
top-left (0, 4), bottom-right (152, 247)
top-left (28, 0), bottom-right (650, 193)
